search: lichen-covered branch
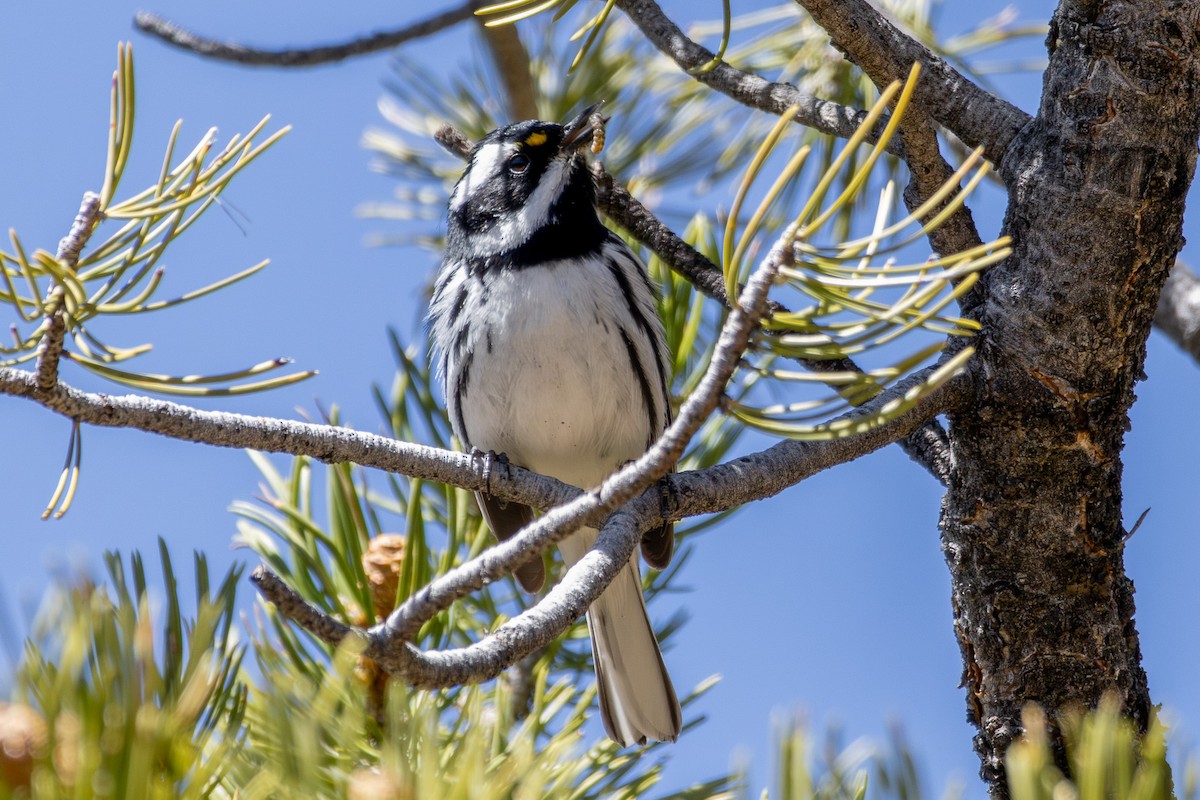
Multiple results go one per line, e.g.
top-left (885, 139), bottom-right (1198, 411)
top-left (259, 363), bottom-right (969, 690)
top-left (591, 165), bottom-right (734, 305)
top-left (251, 566), bottom-right (360, 647)
top-left (895, 114), bottom-right (986, 263)
top-left (872, 110), bottom-right (984, 479)
top-left (0, 341), bottom-right (967, 545)
top-left (1, 363), bottom-right (576, 512)
top-left (257, 358), bottom-right (968, 687)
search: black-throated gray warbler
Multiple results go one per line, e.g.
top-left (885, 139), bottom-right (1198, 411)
top-left (428, 104), bottom-right (681, 746)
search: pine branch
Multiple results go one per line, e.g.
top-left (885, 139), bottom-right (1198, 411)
top-left (591, 165), bottom-right (738, 306)
top-left (0, 355), bottom-right (966, 532)
top-left (614, 0), bottom-right (904, 156)
top-left (795, 0), bottom-right (1031, 164)
top-left (890, 106), bottom-right (984, 485)
top-left (34, 193), bottom-right (102, 392)
top-left (255, 360), bottom-right (968, 687)
top-left (133, 6), bottom-right (474, 67)
top-left (0, 363), bottom-right (573, 511)
top-left (245, 229), bottom-right (971, 688)
top-left (896, 112), bottom-right (986, 262)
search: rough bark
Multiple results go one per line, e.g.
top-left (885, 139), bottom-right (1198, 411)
top-left (941, 1), bottom-right (1200, 794)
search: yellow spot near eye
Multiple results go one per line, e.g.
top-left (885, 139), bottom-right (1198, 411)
top-left (524, 131), bottom-right (548, 147)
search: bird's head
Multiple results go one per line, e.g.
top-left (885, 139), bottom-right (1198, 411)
top-left (447, 103), bottom-right (605, 258)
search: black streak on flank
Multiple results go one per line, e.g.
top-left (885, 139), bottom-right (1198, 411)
top-left (606, 234), bottom-right (670, 427)
top-left (452, 318), bottom-right (470, 365)
top-left (619, 326), bottom-right (658, 449)
top-left (452, 349), bottom-right (474, 445)
top-left (447, 281), bottom-right (468, 327)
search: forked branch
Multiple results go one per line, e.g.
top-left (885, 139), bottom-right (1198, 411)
top-left (252, 361), bottom-right (968, 687)
top-left (250, 231), bottom-right (971, 687)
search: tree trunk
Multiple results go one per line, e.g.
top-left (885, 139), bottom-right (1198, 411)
top-left (941, 1), bottom-right (1200, 794)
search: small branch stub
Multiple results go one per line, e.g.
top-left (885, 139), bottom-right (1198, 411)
top-left (35, 193), bottom-right (103, 393)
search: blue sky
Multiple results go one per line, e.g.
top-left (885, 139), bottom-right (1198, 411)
top-left (1, 1), bottom-right (1197, 795)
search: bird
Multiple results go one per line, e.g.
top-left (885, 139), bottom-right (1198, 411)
top-left (427, 103), bottom-right (682, 746)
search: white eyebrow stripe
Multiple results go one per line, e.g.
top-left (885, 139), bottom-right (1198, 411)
top-left (450, 142), bottom-right (505, 211)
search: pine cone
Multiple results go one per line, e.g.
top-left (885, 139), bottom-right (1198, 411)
top-left (0, 703), bottom-right (47, 790)
top-left (362, 533), bottom-right (407, 621)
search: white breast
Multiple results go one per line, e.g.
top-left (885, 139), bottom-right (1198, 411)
top-left (436, 248), bottom-right (666, 491)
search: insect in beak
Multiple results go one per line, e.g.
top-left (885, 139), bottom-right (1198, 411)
top-left (560, 101), bottom-right (605, 152)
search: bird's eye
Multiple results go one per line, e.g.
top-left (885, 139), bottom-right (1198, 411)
top-left (507, 152), bottom-right (530, 174)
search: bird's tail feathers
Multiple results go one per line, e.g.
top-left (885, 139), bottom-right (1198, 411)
top-left (585, 543), bottom-right (681, 745)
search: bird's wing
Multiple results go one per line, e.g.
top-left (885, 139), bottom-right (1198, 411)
top-left (476, 492), bottom-right (545, 592)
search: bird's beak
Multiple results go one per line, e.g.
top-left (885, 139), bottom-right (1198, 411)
top-left (560, 101), bottom-right (605, 152)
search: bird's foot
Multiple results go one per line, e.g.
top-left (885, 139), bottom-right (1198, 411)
top-left (656, 474), bottom-right (675, 523)
top-left (472, 448), bottom-right (513, 502)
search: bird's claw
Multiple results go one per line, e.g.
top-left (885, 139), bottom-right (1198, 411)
top-left (472, 448), bottom-right (513, 503)
top-left (656, 475), bottom-right (674, 523)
